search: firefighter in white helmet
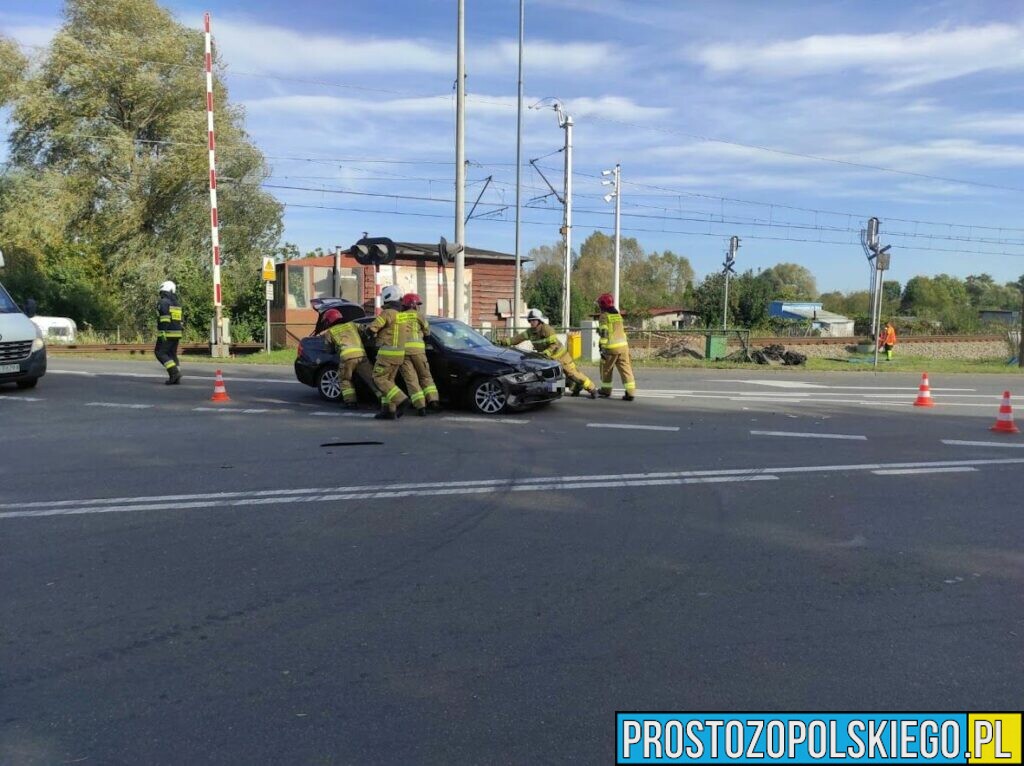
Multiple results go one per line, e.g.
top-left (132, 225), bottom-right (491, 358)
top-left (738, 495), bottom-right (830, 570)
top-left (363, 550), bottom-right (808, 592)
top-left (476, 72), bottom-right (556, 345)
top-left (155, 280), bottom-right (183, 384)
top-left (365, 285), bottom-right (410, 419)
top-left (499, 309), bottom-right (597, 398)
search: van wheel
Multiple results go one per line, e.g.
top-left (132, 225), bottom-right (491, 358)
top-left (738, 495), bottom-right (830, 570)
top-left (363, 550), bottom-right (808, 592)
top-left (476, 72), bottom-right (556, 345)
top-left (16, 378), bottom-right (38, 389)
top-left (316, 367), bottom-right (342, 402)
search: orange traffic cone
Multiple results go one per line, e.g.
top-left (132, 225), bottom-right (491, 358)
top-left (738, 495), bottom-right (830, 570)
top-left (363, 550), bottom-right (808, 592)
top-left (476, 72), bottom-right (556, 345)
top-left (990, 391), bottom-right (1019, 434)
top-left (914, 373), bottom-right (935, 408)
top-left (210, 369), bottom-right (231, 402)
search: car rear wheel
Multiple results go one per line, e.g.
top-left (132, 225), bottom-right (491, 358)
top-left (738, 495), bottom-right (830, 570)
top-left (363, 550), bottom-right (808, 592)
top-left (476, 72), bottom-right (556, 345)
top-left (316, 366), bottom-right (342, 402)
top-left (470, 378), bottom-right (507, 415)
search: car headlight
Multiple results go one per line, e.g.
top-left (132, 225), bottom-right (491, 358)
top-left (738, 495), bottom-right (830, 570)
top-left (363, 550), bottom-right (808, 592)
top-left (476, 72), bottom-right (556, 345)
top-left (31, 327), bottom-right (45, 353)
top-left (503, 371), bottom-right (540, 385)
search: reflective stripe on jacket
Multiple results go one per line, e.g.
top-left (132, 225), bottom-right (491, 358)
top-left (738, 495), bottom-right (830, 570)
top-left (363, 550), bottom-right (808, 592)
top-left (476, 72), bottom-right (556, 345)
top-left (599, 311), bottom-right (628, 351)
top-left (509, 323), bottom-right (564, 359)
top-left (157, 295), bottom-right (183, 339)
top-left (400, 310), bottom-right (429, 355)
top-left (325, 321), bottom-right (366, 360)
top-left (367, 306), bottom-right (405, 359)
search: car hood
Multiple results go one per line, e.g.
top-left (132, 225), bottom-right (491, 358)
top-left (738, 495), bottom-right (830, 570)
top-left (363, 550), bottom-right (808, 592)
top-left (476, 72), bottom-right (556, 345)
top-left (443, 343), bottom-right (558, 372)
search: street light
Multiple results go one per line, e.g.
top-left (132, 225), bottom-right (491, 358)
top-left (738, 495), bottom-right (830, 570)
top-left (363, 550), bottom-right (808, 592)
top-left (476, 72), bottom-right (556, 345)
top-left (531, 98), bottom-right (573, 328)
top-left (601, 165), bottom-right (621, 308)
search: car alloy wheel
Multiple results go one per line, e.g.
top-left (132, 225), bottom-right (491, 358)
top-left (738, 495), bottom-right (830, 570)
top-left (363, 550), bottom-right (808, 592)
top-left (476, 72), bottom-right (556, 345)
top-left (316, 367), bottom-right (342, 402)
top-left (472, 379), bottom-right (507, 414)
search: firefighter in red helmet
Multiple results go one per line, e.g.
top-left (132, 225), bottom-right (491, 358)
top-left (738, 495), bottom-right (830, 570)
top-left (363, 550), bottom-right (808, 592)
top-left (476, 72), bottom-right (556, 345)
top-left (399, 293), bottom-right (440, 415)
top-left (596, 293), bottom-right (635, 401)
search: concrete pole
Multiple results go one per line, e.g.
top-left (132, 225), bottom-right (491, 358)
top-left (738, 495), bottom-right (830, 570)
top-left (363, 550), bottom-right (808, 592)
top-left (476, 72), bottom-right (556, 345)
top-left (561, 112), bottom-right (573, 328)
top-left (454, 0), bottom-right (466, 322)
top-left (610, 163), bottom-right (618, 307)
top-left (513, 0), bottom-right (524, 331)
top-left (1018, 286), bottom-right (1023, 368)
top-left (722, 271), bottom-right (730, 330)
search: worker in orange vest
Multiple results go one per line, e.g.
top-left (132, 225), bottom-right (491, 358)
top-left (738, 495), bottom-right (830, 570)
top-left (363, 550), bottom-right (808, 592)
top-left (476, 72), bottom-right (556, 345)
top-left (879, 321), bottom-right (897, 361)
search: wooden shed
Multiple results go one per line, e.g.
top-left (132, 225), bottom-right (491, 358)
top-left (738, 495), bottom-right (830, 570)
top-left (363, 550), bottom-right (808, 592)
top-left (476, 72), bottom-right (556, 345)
top-left (269, 242), bottom-right (525, 348)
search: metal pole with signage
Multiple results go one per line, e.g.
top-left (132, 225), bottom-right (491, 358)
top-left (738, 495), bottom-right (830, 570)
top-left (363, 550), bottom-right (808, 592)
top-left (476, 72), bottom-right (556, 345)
top-left (262, 256), bottom-right (276, 353)
top-left (722, 236), bottom-right (739, 330)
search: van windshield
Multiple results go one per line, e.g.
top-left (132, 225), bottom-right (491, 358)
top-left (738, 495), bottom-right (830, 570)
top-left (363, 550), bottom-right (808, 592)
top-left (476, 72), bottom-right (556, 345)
top-left (0, 283), bottom-right (21, 314)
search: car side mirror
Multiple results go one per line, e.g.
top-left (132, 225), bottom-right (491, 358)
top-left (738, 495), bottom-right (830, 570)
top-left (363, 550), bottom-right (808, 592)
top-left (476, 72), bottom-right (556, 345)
top-left (24, 298), bottom-right (37, 318)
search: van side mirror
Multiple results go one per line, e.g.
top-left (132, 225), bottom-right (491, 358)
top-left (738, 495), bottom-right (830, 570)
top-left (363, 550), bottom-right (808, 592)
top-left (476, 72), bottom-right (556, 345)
top-left (24, 298), bottom-right (37, 318)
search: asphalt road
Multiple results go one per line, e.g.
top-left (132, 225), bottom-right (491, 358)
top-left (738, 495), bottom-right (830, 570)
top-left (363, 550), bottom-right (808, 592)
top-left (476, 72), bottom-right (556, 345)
top-left (2, 359), bottom-right (1022, 764)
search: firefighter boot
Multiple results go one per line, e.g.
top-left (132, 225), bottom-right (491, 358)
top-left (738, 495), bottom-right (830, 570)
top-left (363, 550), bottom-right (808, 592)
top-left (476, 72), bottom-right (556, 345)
top-left (428, 400), bottom-right (443, 413)
top-left (571, 380), bottom-right (583, 397)
top-left (166, 367), bottom-right (182, 385)
top-left (374, 405), bottom-right (395, 420)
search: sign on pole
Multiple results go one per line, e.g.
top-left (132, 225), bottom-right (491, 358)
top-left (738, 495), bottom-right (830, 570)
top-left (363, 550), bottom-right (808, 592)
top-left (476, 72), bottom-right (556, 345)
top-left (262, 257), bottom-right (276, 282)
top-left (265, 282), bottom-right (274, 301)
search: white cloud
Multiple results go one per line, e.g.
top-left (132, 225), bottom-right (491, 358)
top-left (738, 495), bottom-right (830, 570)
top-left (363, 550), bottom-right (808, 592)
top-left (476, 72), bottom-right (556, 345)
top-left (693, 23), bottom-right (1024, 91)
top-left (215, 19), bottom-right (450, 75)
top-left (954, 113), bottom-right (1024, 136)
top-left (215, 18), bottom-right (623, 78)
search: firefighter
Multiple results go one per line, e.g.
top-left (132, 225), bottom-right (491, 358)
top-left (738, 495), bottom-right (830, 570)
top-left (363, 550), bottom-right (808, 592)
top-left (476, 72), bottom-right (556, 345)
top-left (365, 285), bottom-right (410, 419)
top-left (596, 293), bottom-right (636, 401)
top-left (399, 293), bottom-right (441, 415)
top-left (154, 280), bottom-right (183, 385)
top-left (880, 321), bottom-right (897, 361)
top-left (499, 309), bottom-right (597, 398)
top-left (322, 307), bottom-right (375, 409)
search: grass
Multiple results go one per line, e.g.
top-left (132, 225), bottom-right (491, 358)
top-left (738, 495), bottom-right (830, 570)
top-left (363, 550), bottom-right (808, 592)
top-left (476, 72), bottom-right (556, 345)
top-left (51, 348), bottom-right (1022, 375)
top-left (51, 349), bottom-right (298, 366)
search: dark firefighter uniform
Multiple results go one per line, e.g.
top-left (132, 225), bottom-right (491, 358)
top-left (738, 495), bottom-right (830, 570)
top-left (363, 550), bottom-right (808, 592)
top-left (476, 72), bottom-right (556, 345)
top-left (366, 302), bottom-right (409, 417)
top-left (598, 309), bottom-right (636, 399)
top-left (155, 292), bottom-right (183, 384)
top-left (503, 322), bottom-right (596, 396)
top-left (399, 310), bottom-right (439, 412)
top-left (325, 319), bottom-right (375, 407)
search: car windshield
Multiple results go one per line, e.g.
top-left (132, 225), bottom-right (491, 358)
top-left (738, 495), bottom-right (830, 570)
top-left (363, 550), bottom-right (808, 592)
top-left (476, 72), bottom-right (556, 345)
top-left (0, 283), bottom-right (21, 314)
top-left (429, 319), bottom-right (494, 350)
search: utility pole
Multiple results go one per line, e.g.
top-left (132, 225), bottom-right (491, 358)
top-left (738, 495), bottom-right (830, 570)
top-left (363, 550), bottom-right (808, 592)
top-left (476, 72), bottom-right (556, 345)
top-left (861, 217), bottom-right (891, 370)
top-left (557, 103), bottom-right (573, 328)
top-left (454, 0), bottom-right (466, 323)
top-left (512, 0), bottom-right (524, 331)
top-left (602, 164), bottom-right (621, 307)
top-left (1018, 276), bottom-right (1024, 368)
top-left (723, 236), bottom-right (739, 329)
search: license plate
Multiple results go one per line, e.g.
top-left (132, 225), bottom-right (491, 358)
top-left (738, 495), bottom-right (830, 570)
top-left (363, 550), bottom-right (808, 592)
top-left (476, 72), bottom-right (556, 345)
top-left (546, 381), bottom-right (563, 392)
top-left (0, 364), bottom-right (20, 374)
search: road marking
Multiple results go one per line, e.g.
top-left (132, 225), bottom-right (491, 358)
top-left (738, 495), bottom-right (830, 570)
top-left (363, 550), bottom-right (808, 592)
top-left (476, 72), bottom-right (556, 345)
top-left (0, 395), bottom-right (43, 402)
top-left (586, 423), bottom-right (680, 432)
top-left (443, 416), bottom-right (530, 424)
top-left (3, 456), bottom-right (1021, 519)
top-left (192, 407), bottom-right (273, 414)
top-left (872, 467), bottom-right (978, 476)
top-left (85, 402), bottom-right (154, 409)
top-left (751, 430), bottom-right (867, 441)
top-left (311, 410), bottom-right (376, 419)
top-left (943, 439), bottom-right (1024, 449)
top-left (709, 379), bottom-right (976, 392)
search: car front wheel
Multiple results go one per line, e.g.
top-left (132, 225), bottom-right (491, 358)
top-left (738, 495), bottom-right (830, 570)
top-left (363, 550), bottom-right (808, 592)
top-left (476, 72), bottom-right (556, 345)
top-left (470, 378), bottom-right (507, 415)
top-left (316, 366), bottom-right (342, 402)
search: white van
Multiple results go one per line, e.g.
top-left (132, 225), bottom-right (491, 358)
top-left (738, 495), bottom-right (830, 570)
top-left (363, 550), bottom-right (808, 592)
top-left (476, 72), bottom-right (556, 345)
top-left (0, 251), bottom-right (47, 389)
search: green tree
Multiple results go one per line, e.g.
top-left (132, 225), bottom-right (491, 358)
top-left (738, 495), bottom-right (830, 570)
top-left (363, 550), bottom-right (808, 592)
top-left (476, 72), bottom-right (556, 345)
top-left (0, 0), bottom-right (282, 338)
top-left (760, 263), bottom-right (818, 301)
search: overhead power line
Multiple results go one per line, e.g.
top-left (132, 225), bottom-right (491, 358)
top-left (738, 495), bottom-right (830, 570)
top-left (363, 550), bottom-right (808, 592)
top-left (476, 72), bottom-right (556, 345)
top-left (13, 39), bottom-right (1022, 195)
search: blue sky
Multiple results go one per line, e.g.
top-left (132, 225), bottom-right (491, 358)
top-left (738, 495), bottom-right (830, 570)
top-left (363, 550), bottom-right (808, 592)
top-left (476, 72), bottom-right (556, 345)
top-left (3, 0), bottom-right (1024, 293)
